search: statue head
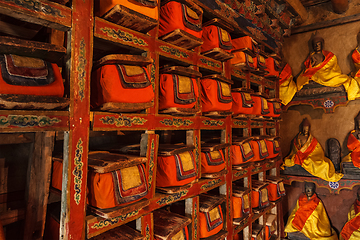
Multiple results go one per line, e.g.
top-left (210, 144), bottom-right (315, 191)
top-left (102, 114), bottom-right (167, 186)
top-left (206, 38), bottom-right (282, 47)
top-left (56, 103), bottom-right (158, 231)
top-left (304, 182), bottom-right (316, 200)
top-left (312, 36), bottom-right (324, 53)
top-left (301, 118), bottom-right (311, 136)
top-left (355, 111), bottom-right (360, 130)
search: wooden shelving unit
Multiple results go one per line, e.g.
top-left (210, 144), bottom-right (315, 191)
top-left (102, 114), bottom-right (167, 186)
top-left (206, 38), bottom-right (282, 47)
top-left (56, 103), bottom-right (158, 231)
top-left (0, 0), bottom-right (298, 239)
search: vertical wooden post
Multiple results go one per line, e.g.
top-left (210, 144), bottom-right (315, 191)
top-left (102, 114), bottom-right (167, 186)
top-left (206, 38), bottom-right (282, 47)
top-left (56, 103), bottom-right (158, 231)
top-left (60, 0), bottom-right (93, 239)
top-left (185, 196), bottom-right (199, 240)
top-left (0, 158), bottom-right (7, 213)
top-left (24, 131), bottom-right (55, 240)
top-left (139, 213), bottom-right (153, 240)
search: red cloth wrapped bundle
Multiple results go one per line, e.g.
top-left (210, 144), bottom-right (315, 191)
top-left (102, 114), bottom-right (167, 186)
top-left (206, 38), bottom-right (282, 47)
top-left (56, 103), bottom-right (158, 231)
top-left (201, 25), bottom-right (232, 53)
top-left (232, 36), bottom-right (257, 55)
top-left (0, 54), bottom-right (64, 97)
top-left (251, 181), bottom-right (269, 209)
top-left (232, 90), bottom-right (254, 115)
top-left (265, 214), bottom-right (277, 240)
top-left (159, 1), bottom-right (202, 39)
top-left (231, 52), bottom-right (256, 70)
top-left (265, 137), bottom-right (280, 159)
top-left (159, 73), bottom-right (199, 110)
top-left (199, 205), bottom-right (224, 238)
top-left (251, 95), bottom-right (270, 116)
top-left (250, 138), bottom-right (269, 161)
top-left (52, 160), bottom-right (148, 209)
top-left (201, 149), bottom-right (226, 174)
top-left (265, 57), bottom-right (280, 79)
top-left (91, 63), bottom-right (154, 109)
top-left (200, 77), bottom-right (232, 113)
top-left (232, 187), bottom-right (251, 221)
top-left (231, 138), bottom-right (255, 165)
top-left (267, 100), bottom-right (282, 118)
top-left (156, 150), bottom-right (197, 187)
top-left (266, 176), bottom-right (285, 202)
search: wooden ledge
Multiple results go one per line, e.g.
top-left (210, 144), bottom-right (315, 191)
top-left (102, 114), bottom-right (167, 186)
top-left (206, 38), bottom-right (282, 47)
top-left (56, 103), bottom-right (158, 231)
top-left (202, 111), bottom-right (233, 118)
top-left (159, 107), bottom-right (200, 116)
top-left (201, 48), bottom-right (234, 62)
top-left (156, 180), bottom-right (197, 194)
top-left (201, 143), bottom-right (231, 152)
top-left (201, 229), bottom-right (228, 240)
top-left (94, 101), bottom-right (154, 113)
top-left (159, 29), bottom-right (203, 50)
top-left (199, 194), bottom-right (225, 212)
top-left (160, 66), bottom-right (202, 78)
top-left (91, 225), bottom-right (144, 240)
top-left (0, 94), bottom-right (69, 110)
top-left (201, 169), bottom-right (227, 179)
top-left (232, 186), bottom-right (250, 197)
top-left (87, 198), bottom-right (150, 219)
top-left (93, 54), bottom-right (153, 69)
top-left (157, 144), bottom-right (195, 156)
top-left (201, 74), bottom-right (233, 84)
top-left (88, 151), bottom-right (147, 173)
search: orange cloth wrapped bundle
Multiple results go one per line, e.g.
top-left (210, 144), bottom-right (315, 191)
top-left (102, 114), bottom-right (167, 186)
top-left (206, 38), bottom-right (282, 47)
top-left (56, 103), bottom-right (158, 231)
top-left (265, 57), bottom-right (280, 79)
top-left (0, 54), bottom-right (64, 97)
top-left (251, 180), bottom-right (270, 209)
top-left (250, 138), bottom-right (269, 162)
top-left (266, 176), bottom-right (286, 202)
top-left (95, 0), bottom-right (159, 20)
top-left (200, 75), bottom-right (232, 113)
top-left (251, 94), bottom-right (270, 116)
top-left (91, 60), bottom-right (154, 110)
top-left (201, 25), bottom-right (232, 53)
top-left (232, 186), bottom-right (251, 222)
top-left (159, 73), bottom-right (199, 110)
top-left (232, 36), bottom-right (257, 55)
top-left (267, 100), bottom-right (282, 118)
top-left (159, 1), bottom-right (202, 39)
top-left (199, 195), bottom-right (224, 238)
top-left (265, 137), bottom-right (280, 159)
top-left (265, 214), bottom-right (277, 240)
top-left (201, 149), bottom-right (226, 174)
top-left (231, 137), bottom-right (255, 165)
top-left (52, 156), bottom-right (148, 209)
top-left (231, 89), bottom-right (254, 115)
top-left (156, 150), bottom-right (197, 187)
top-left (231, 51), bottom-right (256, 70)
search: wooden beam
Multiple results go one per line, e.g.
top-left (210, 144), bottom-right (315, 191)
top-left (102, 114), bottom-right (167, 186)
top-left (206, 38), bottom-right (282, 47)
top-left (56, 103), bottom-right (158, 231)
top-left (0, 208), bottom-right (25, 226)
top-left (285, 0), bottom-right (308, 23)
top-left (0, 133), bottom-right (34, 145)
top-left (292, 13), bottom-right (360, 34)
top-left (23, 132), bottom-right (55, 240)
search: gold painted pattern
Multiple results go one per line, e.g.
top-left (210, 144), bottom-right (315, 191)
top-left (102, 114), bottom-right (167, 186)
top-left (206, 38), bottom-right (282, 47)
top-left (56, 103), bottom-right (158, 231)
top-left (123, 65), bottom-right (144, 77)
top-left (178, 152), bottom-right (195, 171)
top-left (11, 55), bottom-right (45, 68)
top-left (210, 150), bottom-right (221, 159)
top-left (209, 207), bottom-right (221, 222)
top-left (261, 188), bottom-right (268, 203)
top-left (220, 82), bottom-right (231, 96)
top-left (178, 76), bottom-right (192, 93)
top-left (242, 143), bottom-right (252, 155)
top-left (243, 194), bottom-right (249, 209)
top-left (120, 166), bottom-right (142, 191)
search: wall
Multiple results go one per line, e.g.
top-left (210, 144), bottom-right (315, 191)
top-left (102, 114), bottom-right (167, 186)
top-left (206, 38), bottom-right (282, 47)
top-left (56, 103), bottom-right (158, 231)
top-left (280, 20), bottom-right (360, 234)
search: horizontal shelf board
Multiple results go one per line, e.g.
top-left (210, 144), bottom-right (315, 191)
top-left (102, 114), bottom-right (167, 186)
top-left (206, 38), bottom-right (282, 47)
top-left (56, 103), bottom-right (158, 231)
top-left (94, 17), bottom-right (151, 52)
top-left (0, 0), bottom-right (71, 31)
top-left (197, 55), bottom-right (223, 73)
top-left (233, 215), bottom-right (251, 235)
top-left (199, 116), bottom-right (228, 129)
top-left (154, 115), bottom-right (197, 130)
top-left (91, 112), bottom-right (151, 131)
top-left (156, 40), bottom-right (195, 65)
top-left (0, 110), bottom-right (69, 132)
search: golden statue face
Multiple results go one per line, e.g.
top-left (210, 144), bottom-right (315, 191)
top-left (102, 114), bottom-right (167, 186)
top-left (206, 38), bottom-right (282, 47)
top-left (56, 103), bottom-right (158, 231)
top-left (302, 126), bottom-right (309, 135)
top-left (313, 41), bottom-right (323, 52)
top-left (305, 184), bottom-right (315, 199)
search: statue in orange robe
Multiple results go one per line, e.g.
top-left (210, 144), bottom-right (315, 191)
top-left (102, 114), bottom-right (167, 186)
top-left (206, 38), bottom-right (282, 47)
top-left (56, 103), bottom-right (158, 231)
top-left (340, 188), bottom-right (360, 240)
top-left (342, 112), bottom-right (360, 168)
top-left (297, 36), bottom-right (360, 101)
top-left (282, 118), bottom-right (343, 182)
top-left (351, 32), bottom-right (360, 78)
top-left (285, 182), bottom-right (338, 240)
top-left (279, 62), bottom-right (297, 105)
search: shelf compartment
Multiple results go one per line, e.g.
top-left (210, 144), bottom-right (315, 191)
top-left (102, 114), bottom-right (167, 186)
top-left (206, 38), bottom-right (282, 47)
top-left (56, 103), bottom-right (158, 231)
top-left (91, 112), bottom-right (151, 131)
top-left (0, 110), bottom-right (69, 132)
top-left (94, 17), bottom-right (151, 52)
top-left (0, 0), bottom-right (71, 31)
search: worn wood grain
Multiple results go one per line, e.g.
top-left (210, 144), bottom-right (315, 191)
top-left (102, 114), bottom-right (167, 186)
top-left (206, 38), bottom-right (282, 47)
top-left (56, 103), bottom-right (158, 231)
top-left (153, 209), bottom-right (192, 240)
top-left (0, 133), bottom-right (34, 145)
top-left (92, 225), bottom-right (144, 240)
top-left (160, 66), bottom-right (202, 78)
top-left (159, 107), bottom-right (201, 116)
top-left (0, 208), bottom-right (25, 226)
top-left (201, 74), bottom-right (233, 85)
top-left (95, 101), bottom-right (154, 113)
top-left (157, 144), bottom-right (195, 156)
top-left (0, 94), bottom-right (69, 110)
top-left (93, 54), bottom-right (153, 70)
top-left (88, 151), bottom-right (147, 173)
top-left (159, 29), bottom-right (203, 50)
top-left (201, 48), bottom-right (234, 62)
top-left (199, 194), bottom-right (225, 212)
top-left (201, 169), bottom-right (228, 179)
top-left (285, 0), bottom-right (308, 23)
top-left (23, 132), bottom-right (55, 240)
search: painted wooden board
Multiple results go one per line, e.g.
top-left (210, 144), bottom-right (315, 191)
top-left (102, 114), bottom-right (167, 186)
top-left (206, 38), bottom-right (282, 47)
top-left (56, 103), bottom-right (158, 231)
top-left (0, 0), bottom-right (71, 31)
top-left (88, 151), bottom-right (147, 173)
top-left (92, 113), bottom-right (151, 131)
top-left (0, 94), bottom-right (69, 111)
top-left (0, 36), bottom-right (66, 63)
top-left (91, 224), bottom-right (145, 240)
top-left (153, 209), bottom-right (191, 240)
top-left (199, 194), bottom-right (225, 212)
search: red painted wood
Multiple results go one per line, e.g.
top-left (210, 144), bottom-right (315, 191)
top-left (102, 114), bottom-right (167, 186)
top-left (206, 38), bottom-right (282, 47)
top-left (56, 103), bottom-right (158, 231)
top-left (60, 0), bottom-right (93, 239)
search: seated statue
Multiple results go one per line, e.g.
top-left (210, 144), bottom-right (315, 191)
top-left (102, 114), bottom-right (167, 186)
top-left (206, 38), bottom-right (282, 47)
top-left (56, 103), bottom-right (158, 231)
top-left (282, 118), bottom-right (343, 182)
top-left (340, 188), bottom-right (360, 240)
top-left (279, 62), bottom-right (297, 105)
top-left (296, 35), bottom-right (360, 101)
top-left (351, 32), bottom-right (360, 78)
top-left (285, 182), bottom-right (338, 240)
top-left (342, 111), bottom-right (360, 168)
